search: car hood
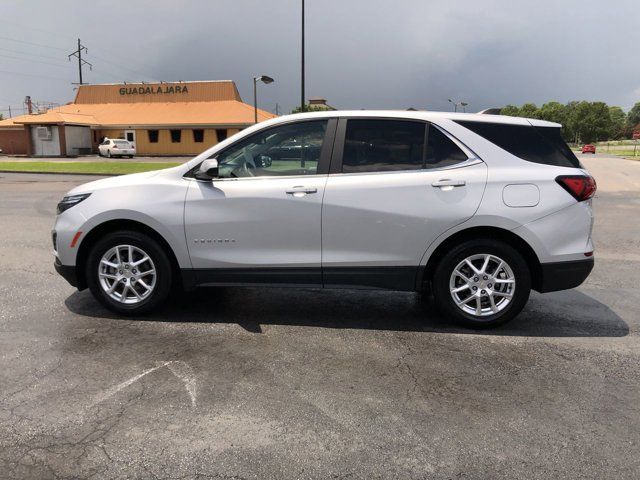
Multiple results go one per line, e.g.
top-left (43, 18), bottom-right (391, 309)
top-left (66, 169), bottom-right (165, 196)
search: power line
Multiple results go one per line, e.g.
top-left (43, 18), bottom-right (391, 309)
top-left (0, 35), bottom-right (68, 52)
top-left (0, 53), bottom-right (71, 69)
top-left (0, 69), bottom-right (72, 82)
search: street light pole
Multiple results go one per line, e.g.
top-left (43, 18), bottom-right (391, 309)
top-left (301, 0), bottom-right (305, 113)
top-left (253, 75), bottom-right (275, 124)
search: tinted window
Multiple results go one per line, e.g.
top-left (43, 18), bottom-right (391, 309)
top-left (193, 129), bottom-right (204, 142)
top-left (426, 126), bottom-right (468, 168)
top-left (148, 130), bottom-right (159, 143)
top-left (214, 120), bottom-right (327, 178)
top-left (170, 129), bottom-right (181, 143)
top-left (455, 121), bottom-right (580, 168)
top-left (342, 120), bottom-right (424, 173)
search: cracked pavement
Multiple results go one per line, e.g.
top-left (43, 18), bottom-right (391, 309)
top-left (1, 157), bottom-right (639, 479)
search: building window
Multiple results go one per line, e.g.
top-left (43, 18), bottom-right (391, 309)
top-left (148, 130), bottom-right (159, 143)
top-left (193, 129), bottom-right (204, 143)
top-left (170, 129), bottom-right (182, 143)
top-left (216, 129), bottom-right (228, 142)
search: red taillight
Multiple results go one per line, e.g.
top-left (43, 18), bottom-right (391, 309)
top-left (556, 175), bottom-right (597, 202)
top-left (112, 145), bottom-right (118, 149)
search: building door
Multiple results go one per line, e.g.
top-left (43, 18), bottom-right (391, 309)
top-left (124, 130), bottom-right (136, 145)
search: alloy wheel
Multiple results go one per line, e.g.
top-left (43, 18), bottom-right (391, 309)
top-left (449, 253), bottom-right (516, 317)
top-left (98, 244), bottom-right (156, 304)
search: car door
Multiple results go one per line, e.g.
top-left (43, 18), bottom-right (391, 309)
top-left (322, 118), bottom-right (487, 290)
top-left (184, 118), bottom-right (336, 286)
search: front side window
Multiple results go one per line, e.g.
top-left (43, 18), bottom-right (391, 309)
top-left (342, 120), bottom-right (424, 173)
top-left (213, 120), bottom-right (327, 178)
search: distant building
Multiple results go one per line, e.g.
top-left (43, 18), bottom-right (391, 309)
top-left (0, 80), bottom-right (276, 156)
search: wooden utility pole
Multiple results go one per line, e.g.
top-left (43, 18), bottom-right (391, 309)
top-left (68, 38), bottom-right (92, 85)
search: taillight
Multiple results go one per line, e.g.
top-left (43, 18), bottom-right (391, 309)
top-left (556, 175), bottom-right (597, 202)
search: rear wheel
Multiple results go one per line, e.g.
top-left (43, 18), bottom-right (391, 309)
top-left (86, 230), bottom-right (172, 315)
top-left (432, 238), bottom-right (531, 328)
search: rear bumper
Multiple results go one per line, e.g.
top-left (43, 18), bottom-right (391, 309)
top-left (536, 257), bottom-right (594, 293)
top-left (54, 257), bottom-right (78, 288)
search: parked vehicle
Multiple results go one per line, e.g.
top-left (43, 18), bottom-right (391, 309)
top-left (98, 138), bottom-right (136, 158)
top-left (53, 111), bottom-right (596, 327)
top-left (581, 144), bottom-right (596, 154)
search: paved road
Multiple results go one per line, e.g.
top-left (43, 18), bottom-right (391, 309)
top-left (0, 156), bottom-right (638, 479)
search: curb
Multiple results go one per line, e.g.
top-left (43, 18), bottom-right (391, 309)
top-left (0, 170), bottom-right (118, 176)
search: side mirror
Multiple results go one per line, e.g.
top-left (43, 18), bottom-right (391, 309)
top-left (195, 158), bottom-right (219, 180)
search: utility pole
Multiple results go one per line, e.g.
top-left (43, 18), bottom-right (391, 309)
top-left (300, 0), bottom-right (305, 113)
top-left (8, 105), bottom-right (11, 118)
top-left (68, 38), bottom-right (92, 85)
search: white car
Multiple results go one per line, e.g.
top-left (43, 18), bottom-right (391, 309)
top-left (98, 138), bottom-right (136, 158)
top-left (53, 111), bottom-right (595, 327)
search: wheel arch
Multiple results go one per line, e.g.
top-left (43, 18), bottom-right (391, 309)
top-left (74, 219), bottom-right (181, 290)
top-left (419, 226), bottom-right (543, 292)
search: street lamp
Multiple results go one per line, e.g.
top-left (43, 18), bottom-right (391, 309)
top-left (253, 75), bottom-right (274, 123)
top-left (448, 98), bottom-right (469, 113)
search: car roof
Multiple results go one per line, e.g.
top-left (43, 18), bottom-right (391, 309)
top-left (269, 110), bottom-right (561, 128)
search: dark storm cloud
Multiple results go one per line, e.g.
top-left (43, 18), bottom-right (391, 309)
top-left (1, 0), bottom-right (638, 115)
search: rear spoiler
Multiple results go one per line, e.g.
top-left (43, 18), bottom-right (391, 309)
top-left (477, 108), bottom-right (502, 115)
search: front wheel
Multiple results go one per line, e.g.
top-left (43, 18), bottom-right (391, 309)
top-left (432, 239), bottom-right (531, 328)
top-left (86, 230), bottom-right (172, 315)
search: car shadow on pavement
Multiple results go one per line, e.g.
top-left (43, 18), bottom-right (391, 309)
top-left (64, 286), bottom-right (629, 338)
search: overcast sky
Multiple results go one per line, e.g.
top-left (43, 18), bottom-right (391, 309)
top-left (1, 0), bottom-right (639, 117)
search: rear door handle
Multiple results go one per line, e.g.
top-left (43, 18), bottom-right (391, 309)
top-left (431, 179), bottom-right (466, 188)
top-left (286, 186), bottom-right (318, 196)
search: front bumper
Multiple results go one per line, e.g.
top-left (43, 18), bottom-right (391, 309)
top-left (536, 257), bottom-right (594, 293)
top-left (54, 257), bottom-right (78, 288)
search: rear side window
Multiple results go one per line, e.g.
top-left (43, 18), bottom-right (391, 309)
top-left (342, 120), bottom-right (424, 173)
top-left (455, 120), bottom-right (580, 168)
top-left (342, 119), bottom-right (470, 173)
top-left (426, 127), bottom-right (468, 168)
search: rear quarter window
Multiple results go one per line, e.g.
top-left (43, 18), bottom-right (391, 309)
top-left (455, 120), bottom-right (580, 168)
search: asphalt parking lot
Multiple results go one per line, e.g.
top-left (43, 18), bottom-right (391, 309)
top-left (1, 156), bottom-right (639, 479)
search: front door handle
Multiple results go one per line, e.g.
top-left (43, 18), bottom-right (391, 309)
top-left (431, 179), bottom-right (466, 188)
top-left (286, 186), bottom-right (318, 197)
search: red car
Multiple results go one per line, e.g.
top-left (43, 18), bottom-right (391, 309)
top-left (582, 144), bottom-right (596, 154)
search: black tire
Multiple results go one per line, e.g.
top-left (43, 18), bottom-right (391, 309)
top-left (85, 230), bottom-right (172, 315)
top-left (432, 238), bottom-right (531, 328)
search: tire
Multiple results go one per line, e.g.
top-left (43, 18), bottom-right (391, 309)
top-left (432, 238), bottom-right (531, 328)
top-left (85, 230), bottom-right (172, 315)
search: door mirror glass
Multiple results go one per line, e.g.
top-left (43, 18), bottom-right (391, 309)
top-left (195, 158), bottom-right (219, 180)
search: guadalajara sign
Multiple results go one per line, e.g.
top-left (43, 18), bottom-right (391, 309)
top-left (119, 85), bottom-right (189, 95)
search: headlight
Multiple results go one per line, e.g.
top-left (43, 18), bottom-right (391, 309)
top-left (56, 193), bottom-right (91, 214)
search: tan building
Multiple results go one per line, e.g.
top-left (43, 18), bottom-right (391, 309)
top-left (0, 80), bottom-right (276, 156)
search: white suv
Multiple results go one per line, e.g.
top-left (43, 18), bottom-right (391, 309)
top-left (53, 111), bottom-right (595, 327)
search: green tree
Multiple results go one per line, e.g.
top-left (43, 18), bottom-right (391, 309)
top-left (290, 104), bottom-right (334, 114)
top-left (518, 103), bottom-right (539, 119)
top-left (608, 106), bottom-right (626, 139)
top-left (626, 102), bottom-right (640, 130)
top-left (500, 105), bottom-right (520, 116)
top-left (570, 101), bottom-right (611, 143)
